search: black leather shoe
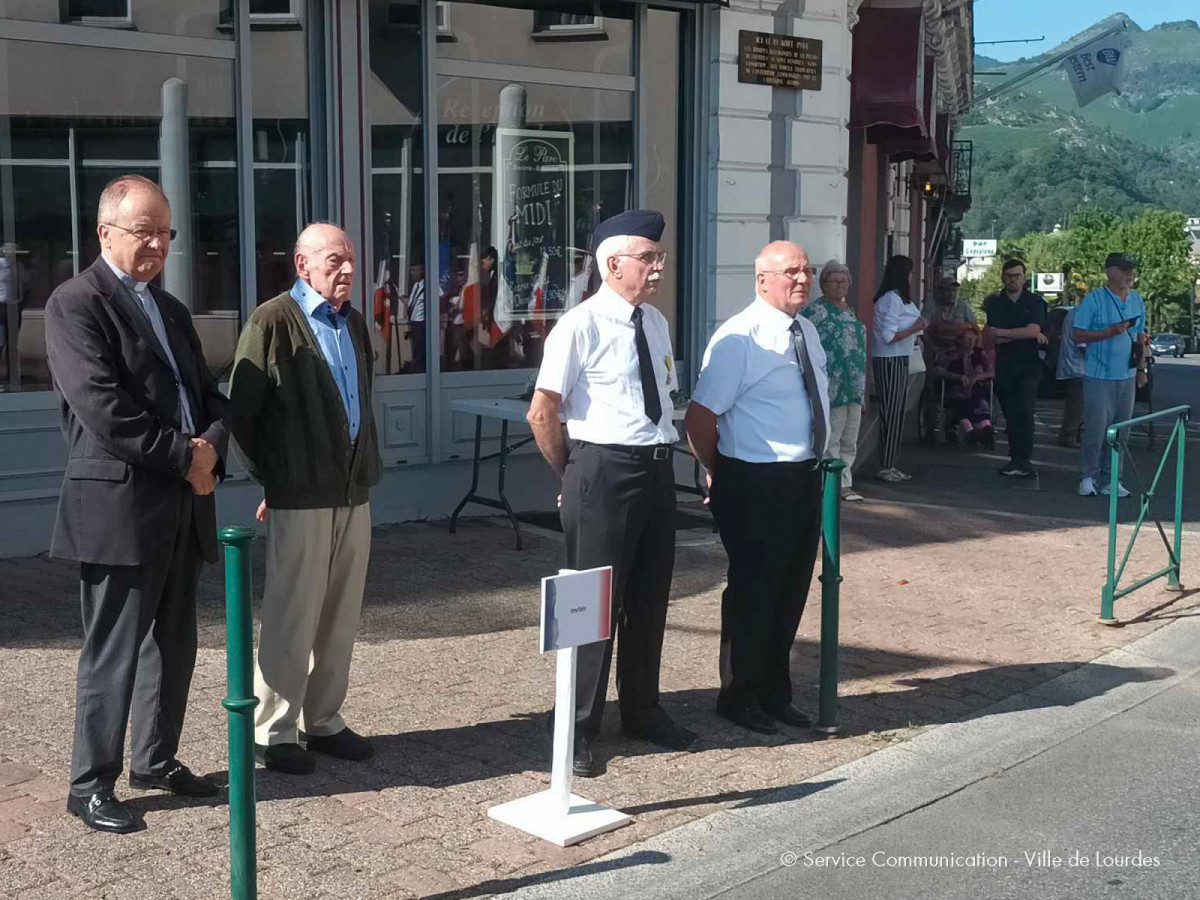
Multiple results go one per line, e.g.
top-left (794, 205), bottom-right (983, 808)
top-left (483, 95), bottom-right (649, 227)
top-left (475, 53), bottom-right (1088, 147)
top-left (572, 736), bottom-right (604, 778)
top-left (302, 727), bottom-right (374, 761)
top-left (716, 702), bottom-right (778, 735)
top-left (255, 742), bottom-right (316, 775)
top-left (67, 791), bottom-right (140, 834)
top-left (130, 761), bottom-right (218, 797)
top-left (621, 710), bottom-right (697, 750)
top-left (763, 703), bottom-right (813, 728)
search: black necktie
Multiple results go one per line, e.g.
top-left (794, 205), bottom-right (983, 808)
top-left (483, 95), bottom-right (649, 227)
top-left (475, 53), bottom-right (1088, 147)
top-left (790, 319), bottom-right (827, 459)
top-left (631, 306), bottom-right (663, 426)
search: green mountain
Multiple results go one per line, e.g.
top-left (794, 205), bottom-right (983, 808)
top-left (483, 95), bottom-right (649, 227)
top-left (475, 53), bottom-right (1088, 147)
top-left (959, 14), bottom-right (1200, 240)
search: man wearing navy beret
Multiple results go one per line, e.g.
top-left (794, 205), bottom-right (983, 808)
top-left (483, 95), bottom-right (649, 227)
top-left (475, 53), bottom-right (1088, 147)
top-left (527, 209), bottom-right (695, 777)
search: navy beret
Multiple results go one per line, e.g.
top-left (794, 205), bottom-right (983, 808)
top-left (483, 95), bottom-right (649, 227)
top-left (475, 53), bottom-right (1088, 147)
top-left (590, 209), bottom-right (665, 252)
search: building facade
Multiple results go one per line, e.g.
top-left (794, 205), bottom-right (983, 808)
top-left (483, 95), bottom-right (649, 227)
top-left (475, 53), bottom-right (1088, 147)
top-left (0, 0), bottom-right (972, 557)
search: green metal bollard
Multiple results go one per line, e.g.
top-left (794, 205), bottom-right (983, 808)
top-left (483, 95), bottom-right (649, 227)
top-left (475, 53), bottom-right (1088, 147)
top-left (815, 459), bottom-right (845, 734)
top-left (1100, 427), bottom-right (1122, 625)
top-left (1170, 414), bottom-right (1186, 589)
top-left (218, 527), bottom-right (259, 900)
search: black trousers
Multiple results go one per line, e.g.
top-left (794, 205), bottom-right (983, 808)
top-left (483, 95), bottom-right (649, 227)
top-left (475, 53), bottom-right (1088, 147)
top-left (710, 457), bottom-right (822, 712)
top-left (70, 491), bottom-right (203, 796)
top-left (559, 441), bottom-right (676, 740)
top-left (994, 363), bottom-right (1041, 465)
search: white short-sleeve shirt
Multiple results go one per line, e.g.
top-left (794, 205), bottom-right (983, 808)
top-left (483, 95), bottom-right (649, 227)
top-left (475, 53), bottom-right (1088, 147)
top-left (535, 283), bottom-right (679, 445)
top-left (692, 296), bottom-right (831, 464)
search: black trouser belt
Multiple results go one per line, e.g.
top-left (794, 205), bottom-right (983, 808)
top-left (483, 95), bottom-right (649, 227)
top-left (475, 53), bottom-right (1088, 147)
top-left (576, 441), bottom-right (673, 461)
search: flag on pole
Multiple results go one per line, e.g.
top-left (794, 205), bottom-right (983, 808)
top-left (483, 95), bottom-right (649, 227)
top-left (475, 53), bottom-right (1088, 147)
top-left (490, 215), bottom-right (519, 345)
top-left (529, 251), bottom-right (550, 338)
top-left (372, 259), bottom-right (395, 340)
top-left (459, 243), bottom-right (482, 328)
top-left (1061, 26), bottom-right (1129, 108)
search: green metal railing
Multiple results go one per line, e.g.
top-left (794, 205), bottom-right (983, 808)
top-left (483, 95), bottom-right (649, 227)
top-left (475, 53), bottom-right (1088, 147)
top-left (218, 527), bottom-right (259, 900)
top-left (1101, 405), bottom-right (1190, 624)
top-left (816, 458), bottom-right (845, 733)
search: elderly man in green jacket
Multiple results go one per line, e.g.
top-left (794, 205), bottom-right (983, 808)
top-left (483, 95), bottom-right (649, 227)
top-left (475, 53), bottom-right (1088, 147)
top-left (230, 222), bottom-right (382, 775)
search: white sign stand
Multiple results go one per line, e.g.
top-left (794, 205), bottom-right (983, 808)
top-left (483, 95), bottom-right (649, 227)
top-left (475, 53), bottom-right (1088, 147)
top-left (488, 568), bottom-right (631, 847)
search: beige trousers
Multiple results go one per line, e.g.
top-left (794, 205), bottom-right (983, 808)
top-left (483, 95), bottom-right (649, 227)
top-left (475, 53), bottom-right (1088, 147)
top-left (254, 503), bottom-right (372, 746)
top-left (828, 403), bottom-right (862, 490)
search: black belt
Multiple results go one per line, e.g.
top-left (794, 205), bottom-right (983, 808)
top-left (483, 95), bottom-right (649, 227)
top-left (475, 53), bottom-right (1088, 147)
top-left (577, 441), bottom-right (673, 461)
top-left (718, 453), bottom-right (821, 472)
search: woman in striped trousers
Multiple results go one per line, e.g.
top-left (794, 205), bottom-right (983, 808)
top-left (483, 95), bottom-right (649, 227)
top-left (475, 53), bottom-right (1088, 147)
top-left (870, 255), bottom-right (927, 483)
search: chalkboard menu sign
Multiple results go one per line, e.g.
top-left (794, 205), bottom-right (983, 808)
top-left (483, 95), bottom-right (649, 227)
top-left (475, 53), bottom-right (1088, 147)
top-left (737, 30), bottom-right (823, 91)
top-left (492, 128), bottom-right (575, 323)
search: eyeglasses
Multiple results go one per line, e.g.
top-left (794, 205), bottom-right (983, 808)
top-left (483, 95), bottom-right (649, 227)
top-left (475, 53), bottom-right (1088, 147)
top-left (613, 250), bottom-right (668, 267)
top-left (103, 223), bottom-right (177, 243)
top-left (761, 266), bottom-right (817, 281)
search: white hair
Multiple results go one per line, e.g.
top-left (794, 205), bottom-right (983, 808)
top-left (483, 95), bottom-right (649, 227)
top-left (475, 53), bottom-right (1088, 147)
top-left (294, 220), bottom-right (350, 258)
top-left (594, 234), bottom-right (641, 280)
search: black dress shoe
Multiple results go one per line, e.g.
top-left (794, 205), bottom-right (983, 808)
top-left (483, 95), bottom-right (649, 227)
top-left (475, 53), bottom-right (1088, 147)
top-left (255, 742), bottom-right (316, 775)
top-left (67, 791), bottom-right (140, 834)
top-left (130, 761), bottom-right (218, 797)
top-left (621, 710), bottom-right (697, 750)
top-left (572, 736), bottom-right (604, 778)
top-left (302, 727), bottom-right (374, 761)
top-left (716, 702), bottom-right (778, 735)
top-left (763, 703), bottom-right (813, 728)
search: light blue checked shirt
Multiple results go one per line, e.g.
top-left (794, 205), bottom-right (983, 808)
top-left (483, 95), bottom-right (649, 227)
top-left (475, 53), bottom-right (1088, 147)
top-left (291, 277), bottom-right (361, 440)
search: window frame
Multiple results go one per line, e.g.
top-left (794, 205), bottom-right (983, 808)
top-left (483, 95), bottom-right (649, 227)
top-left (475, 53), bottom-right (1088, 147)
top-left (62, 0), bottom-right (134, 29)
top-left (531, 11), bottom-right (607, 41)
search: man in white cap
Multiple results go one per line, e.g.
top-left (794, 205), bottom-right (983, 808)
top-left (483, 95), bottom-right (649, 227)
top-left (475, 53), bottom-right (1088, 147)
top-left (528, 208), bottom-right (695, 777)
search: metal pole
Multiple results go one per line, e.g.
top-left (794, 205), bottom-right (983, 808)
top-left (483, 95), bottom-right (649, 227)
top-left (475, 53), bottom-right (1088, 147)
top-left (1101, 428), bottom-right (1121, 624)
top-left (1171, 414), bottom-right (1186, 589)
top-left (219, 526), bottom-right (259, 900)
top-left (816, 459), bottom-right (845, 734)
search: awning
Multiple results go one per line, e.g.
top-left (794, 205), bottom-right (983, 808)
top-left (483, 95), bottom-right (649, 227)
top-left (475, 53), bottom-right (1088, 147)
top-left (883, 55), bottom-right (938, 162)
top-left (849, 6), bottom-right (925, 139)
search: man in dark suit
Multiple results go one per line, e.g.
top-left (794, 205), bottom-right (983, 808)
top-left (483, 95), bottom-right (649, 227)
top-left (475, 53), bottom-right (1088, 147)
top-left (44, 174), bottom-right (229, 834)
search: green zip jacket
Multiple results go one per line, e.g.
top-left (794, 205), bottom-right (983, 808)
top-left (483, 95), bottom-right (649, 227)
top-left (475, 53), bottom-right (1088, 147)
top-left (229, 289), bottom-right (382, 509)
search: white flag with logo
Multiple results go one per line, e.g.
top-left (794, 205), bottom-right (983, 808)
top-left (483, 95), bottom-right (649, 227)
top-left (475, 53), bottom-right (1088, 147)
top-left (1061, 27), bottom-right (1129, 108)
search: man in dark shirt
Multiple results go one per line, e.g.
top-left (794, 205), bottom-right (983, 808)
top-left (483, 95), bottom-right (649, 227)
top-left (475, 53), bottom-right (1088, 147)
top-left (983, 259), bottom-right (1047, 477)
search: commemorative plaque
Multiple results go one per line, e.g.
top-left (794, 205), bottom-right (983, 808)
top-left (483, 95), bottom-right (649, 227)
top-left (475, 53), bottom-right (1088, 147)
top-left (737, 30), bottom-right (823, 91)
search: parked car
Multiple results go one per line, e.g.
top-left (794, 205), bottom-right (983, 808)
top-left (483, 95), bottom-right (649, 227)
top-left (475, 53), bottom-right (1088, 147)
top-left (1150, 332), bottom-right (1185, 358)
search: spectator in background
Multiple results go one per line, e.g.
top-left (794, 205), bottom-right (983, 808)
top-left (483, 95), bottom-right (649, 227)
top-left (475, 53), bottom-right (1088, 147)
top-left (403, 259), bottom-right (427, 374)
top-left (803, 260), bottom-right (866, 501)
top-left (871, 255), bottom-right (926, 483)
top-left (1056, 304), bottom-right (1086, 447)
top-left (1072, 252), bottom-right (1148, 498)
top-left (922, 276), bottom-right (975, 350)
top-left (984, 259), bottom-right (1046, 478)
top-left (932, 325), bottom-right (995, 448)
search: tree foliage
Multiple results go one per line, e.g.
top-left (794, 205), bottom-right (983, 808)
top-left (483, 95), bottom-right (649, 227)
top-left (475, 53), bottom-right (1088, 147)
top-left (964, 210), bottom-right (1198, 332)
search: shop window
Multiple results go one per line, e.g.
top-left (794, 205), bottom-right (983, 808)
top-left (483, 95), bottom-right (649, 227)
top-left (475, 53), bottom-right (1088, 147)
top-left (0, 41), bottom-right (239, 392)
top-left (435, 77), bottom-right (633, 373)
top-left (532, 12), bottom-right (606, 41)
top-left (64, 0), bottom-right (132, 26)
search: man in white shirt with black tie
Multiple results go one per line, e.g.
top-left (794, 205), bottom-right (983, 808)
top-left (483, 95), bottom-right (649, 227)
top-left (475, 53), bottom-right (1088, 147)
top-left (528, 209), bottom-right (695, 778)
top-left (685, 240), bottom-right (831, 735)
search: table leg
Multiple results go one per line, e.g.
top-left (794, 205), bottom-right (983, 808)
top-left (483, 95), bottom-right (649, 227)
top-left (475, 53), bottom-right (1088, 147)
top-left (450, 414), bottom-right (484, 533)
top-left (497, 419), bottom-right (523, 551)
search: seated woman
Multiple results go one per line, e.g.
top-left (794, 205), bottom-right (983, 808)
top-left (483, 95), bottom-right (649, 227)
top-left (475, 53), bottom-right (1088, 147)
top-left (932, 325), bottom-right (995, 447)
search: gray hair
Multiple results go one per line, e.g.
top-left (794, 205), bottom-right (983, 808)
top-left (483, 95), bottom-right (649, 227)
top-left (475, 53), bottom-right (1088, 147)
top-left (818, 259), bottom-right (852, 293)
top-left (97, 174), bottom-right (168, 225)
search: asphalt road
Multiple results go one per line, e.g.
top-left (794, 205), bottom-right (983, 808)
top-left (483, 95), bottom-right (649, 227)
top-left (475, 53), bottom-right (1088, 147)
top-left (720, 669), bottom-right (1200, 900)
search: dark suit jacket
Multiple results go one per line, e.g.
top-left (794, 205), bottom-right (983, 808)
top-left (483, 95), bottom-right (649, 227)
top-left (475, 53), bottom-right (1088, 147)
top-left (44, 258), bottom-right (230, 566)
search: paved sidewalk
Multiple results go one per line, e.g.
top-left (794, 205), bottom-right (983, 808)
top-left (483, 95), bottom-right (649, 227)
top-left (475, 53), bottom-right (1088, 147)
top-left (1, 487), bottom-right (1197, 898)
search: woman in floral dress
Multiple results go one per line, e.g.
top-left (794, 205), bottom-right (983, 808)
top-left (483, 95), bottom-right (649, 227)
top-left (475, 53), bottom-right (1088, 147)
top-left (803, 260), bottom-right (867, 501)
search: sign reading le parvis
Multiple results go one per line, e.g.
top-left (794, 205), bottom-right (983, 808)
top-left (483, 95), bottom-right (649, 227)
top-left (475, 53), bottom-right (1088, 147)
top-left (737, 30), bottom-right (823, 91)
top-left (540, 567), bottom-right (613, 653)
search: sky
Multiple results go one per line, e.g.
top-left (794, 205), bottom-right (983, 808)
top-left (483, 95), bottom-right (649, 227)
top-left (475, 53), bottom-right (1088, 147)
top-left (974, 0), bottom-right (1199, 61)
